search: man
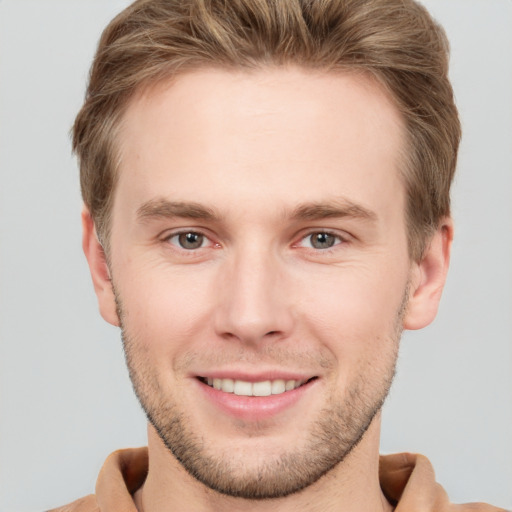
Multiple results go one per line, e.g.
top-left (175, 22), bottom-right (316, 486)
top-left (51, 0), bottom-right (505, 510)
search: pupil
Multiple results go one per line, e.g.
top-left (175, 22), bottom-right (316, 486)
top-left (312, 233), bottom-right (335, 249)
top-left (179, 232), bottom-right (203, 249)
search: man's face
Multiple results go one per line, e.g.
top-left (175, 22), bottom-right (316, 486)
top-left (103, 67), bottom-right (413, 498)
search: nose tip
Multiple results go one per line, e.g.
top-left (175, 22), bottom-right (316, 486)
top-left (214, 259), bottom-right (293, 345)
top-left (217, 294), bottom-right (292, 345)
top-left (221, 323), bottom-right (286, 346)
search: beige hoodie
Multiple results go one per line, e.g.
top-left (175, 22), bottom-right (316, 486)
top-left (48, 448), bottom-right (507, 512)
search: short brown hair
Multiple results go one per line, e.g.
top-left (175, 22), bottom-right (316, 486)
top-left (73, 0), bottom-right (461, 260)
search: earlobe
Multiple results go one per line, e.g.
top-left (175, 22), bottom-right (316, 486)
top-left (81, 207), bottom-right (120, 327)
top-left (403, 218), bottom-right (453, 331)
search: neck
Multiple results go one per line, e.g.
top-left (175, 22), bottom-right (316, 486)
top-left (134, 416), bottom-right (393, 512)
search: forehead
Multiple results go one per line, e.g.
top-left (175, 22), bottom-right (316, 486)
top-left (115, 66), bottom-right (405, 220)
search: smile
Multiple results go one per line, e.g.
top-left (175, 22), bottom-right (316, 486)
top-left (199, 377), bottom-right (315, 397)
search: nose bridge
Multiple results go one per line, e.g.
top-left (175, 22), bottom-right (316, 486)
top-left (214, 241), bottom-right (292, 344)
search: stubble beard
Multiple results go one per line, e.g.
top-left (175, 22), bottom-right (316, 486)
top-left (117, 291), bottom-right (405, 500)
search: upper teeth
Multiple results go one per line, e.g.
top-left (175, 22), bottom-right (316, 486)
top-left (206, 378), bottom-right (305, 396)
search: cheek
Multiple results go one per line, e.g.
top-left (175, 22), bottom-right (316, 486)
top-left (115, 259), bottom-right (217, 356)
top-left (295, 262), bottom-right (408, 358)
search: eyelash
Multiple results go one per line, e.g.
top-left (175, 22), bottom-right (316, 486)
top-left (164, 230), bottom-right (217, 251)
top-left (295, 231), bottom-right (346, 251)
top-left (162, 229), bottom-right (347, 253)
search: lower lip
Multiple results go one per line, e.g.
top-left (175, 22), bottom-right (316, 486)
top-left (195, 378), bottom-right (317, 422)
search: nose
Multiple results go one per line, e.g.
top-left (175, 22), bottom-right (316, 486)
top-left (213, 246), bottom-right (293, 346)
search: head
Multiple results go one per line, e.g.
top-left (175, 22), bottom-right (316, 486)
top-left (76, 0), bottom-right (459, 502)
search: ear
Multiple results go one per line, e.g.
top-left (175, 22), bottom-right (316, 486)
top-left (82, 206), bottom-right (120, 327)
top-left (403, 217), bottom-right (453, 330)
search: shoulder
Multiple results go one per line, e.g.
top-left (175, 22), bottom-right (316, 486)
top-left (450, 504), bottom-right (510, 512)
top-left (45, 447), bottom-right (147, 512)
top-left (380, 453), bottom-right (509, 512)
top-left (46, 494), bottom-right (99, 512)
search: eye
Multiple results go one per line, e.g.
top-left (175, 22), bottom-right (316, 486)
top-left (168, 231), bottom-right (208, 250)
top-left (300, 232), bottom-right (342, 250)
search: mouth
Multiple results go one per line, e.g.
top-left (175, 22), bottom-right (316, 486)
top-left (197, 376), bottom-right (318, 397)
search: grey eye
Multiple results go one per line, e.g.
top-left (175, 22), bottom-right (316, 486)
top-left (309, 232), bottom-right (337, 249)
top-left (177, 232), bottom-right (205, 250)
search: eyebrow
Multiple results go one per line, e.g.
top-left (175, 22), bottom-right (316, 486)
top-left (136, 197), bottom-right (377, 224)
top-left (290, 200), bottom-right (377, 223)
top-left (136, 199), bottom-right (218, 222)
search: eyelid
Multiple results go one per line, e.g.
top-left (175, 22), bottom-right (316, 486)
top-left (294, 229), bottom-right (349, 250)
top-left (159, 227), bottom-right (350, 252)
top-left (162, 228), bottom-right (218, 250)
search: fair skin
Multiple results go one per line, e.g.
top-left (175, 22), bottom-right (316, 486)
top-left (83, 67), bottom-right (452, 512)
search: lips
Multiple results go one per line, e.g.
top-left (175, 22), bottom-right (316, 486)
top-left (196, 374), bottom-right (318, 421)
top-left (199, 377), bottom-right (312, 396)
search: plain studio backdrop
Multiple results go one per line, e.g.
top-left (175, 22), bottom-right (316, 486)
top-left (1, 1), bottom-right (511, 510)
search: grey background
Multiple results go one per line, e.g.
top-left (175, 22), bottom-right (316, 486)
top-left (0, 0), bottom-right (511, 510)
